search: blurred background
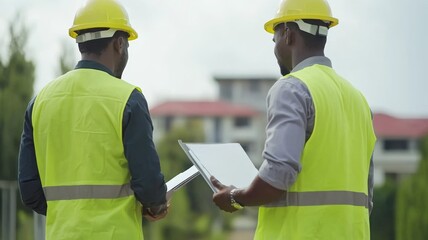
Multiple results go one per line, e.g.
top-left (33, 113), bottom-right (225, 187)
top-left (1, 0), bottom-right (428, 239)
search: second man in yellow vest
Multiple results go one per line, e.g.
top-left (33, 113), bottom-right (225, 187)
top-left (211, 0), bottom-right (376, 239)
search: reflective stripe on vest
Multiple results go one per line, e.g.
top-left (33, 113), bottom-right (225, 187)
top-left (265, 191), bottom-right (369, 208)
top-left (43, 184), bottom-right (133, 201)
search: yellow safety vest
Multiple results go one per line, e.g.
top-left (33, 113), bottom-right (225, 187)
top-left (255, 64), bottom-right (376, 240)
top-left (32, 68), bottom-right (143, 240)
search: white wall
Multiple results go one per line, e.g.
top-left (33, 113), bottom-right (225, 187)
top-left (372, 138), bottom-right (421, 185)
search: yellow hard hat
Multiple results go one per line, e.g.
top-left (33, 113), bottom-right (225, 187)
top-left (69, 0), bottom-right (138, 42)
top-left (264, 0), bottom-right (339, 34)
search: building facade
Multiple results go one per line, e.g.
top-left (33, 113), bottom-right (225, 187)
top-left (372, 113), bottom-right (428, 185)
top-left (215, 77), bottom-right (277, 112)
top-left (150, 77), bottom-right (277, 167)
top-left (150, 77), bottom-right (428, 184)
top-left (150, 101), bottom-right (265, 166)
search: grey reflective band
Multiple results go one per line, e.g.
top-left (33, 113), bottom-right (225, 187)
top-left (76, 29), bottom-right (118, 43)
top-left (292, 20), bottom-right (329, 36)
top-left (265, 191), bottom-right (369, 208)
top-left (43, 183), bottom-right (133, 201)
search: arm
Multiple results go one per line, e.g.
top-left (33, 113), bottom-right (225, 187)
top-left (368, 154), bottom-right (374, 214)
top-left (123, 90), bottom-right (167, 218)
top-left (18, 98), bottom-right (47, 215)
top-left (212, 79), bottom-right (311, 211)
top-left (368, 111), bottom-right (374, 214)
top-left (211, 176), bottom-right (284, 212)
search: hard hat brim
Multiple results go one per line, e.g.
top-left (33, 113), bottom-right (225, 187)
top-left (264, 15), bottom-right (339, 34)
top-left (69, 23), bottom-right (138, 41)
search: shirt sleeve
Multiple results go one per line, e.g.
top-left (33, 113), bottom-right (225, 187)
top-left (123, 90), bottom-right (166, 207)
top-left (368, 155), bottom-right (374, 214)
top-left (259, 78), bottom-right (313, 190)
top-left (18, 97), bottom-right (47, 215)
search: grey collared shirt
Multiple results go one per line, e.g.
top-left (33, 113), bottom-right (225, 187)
top-left (258, 56), bottom-right (374, 212)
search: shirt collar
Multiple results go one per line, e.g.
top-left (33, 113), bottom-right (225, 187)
top-left (291, 56), bottom-right (332, 73)
top-left (75, 60), bottom-right (115, 77)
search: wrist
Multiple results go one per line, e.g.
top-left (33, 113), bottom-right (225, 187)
top-left (144, 203), bottom-right (167, 217)
top-left (230, 188), bottom-right (244, 210)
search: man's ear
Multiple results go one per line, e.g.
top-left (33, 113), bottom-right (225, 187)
top-left (113, 36), bottom-right (126, 54)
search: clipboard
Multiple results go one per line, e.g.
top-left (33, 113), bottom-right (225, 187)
top-left (178, 140), bottom-right (258, 192)
top-left (166, 166), bottom-right (199, 201)
top-left (166, 165), bottom-right (200, 193)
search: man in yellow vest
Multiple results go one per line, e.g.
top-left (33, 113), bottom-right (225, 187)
top-left (211, 0), bottom-right (376, 239)
top-left (18, 0), bottom-right (168, 239)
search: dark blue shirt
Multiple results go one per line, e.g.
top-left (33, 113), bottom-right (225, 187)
top-left (18, 60), bottom-right (166, 215)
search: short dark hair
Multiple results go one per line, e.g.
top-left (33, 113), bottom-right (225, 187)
top-left (286, 19), bottom-right (329, 49)
top-left (77, 28), bottom-right (130, 55)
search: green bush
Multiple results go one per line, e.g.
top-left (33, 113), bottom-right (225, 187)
top-left (396, 136), bottom-right (428, 240)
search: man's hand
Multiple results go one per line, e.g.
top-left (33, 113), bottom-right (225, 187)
top-left (211, 176), bottom-right (239, 213)
top-left (142, 202), bottom-right (169, 222)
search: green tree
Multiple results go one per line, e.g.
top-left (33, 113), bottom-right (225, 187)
top-left (0, 16), bottom-right (35, 240)
top-left (57, 40), bottom-right (76, 76)
top-left (143, 120), bottom-right (231, 240)
top-left (370, 177), bottom-right (396, 240)
top-left (396, 136), bottom-right (428, 240)
top-left (0, 18), bottom-right (35, 181)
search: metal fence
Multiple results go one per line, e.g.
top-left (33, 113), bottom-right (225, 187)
top-left (0, 181), bottom-right (17, 240)
top-left (0, 181), bottom-right (45, 240)
top-left (33, 213), bottom-right (45, 240)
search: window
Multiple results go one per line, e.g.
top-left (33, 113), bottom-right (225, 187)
top-left (164, 116), bottom-right (173, 131)
top-left (220, 82), bottom-right (233, 100)
top-left (234, 117), bottom-right (250, 127)
top-left (383, 139), bottom-right (409, 151)
top-left (249, 80), bottom-right (260, 93)
top-left (214, 117), bottom-right (222, 143)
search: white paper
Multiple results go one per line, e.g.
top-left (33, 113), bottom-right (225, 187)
top-left (179, 140), bottom-right (258, 192)
top-left (166, 165), bottom-right (199, 193)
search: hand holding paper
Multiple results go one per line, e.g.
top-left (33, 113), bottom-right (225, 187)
top-left (178, 140), bottom-right (258, 192)
top-left (178, 140), bottom-right (259, 213)
top-left (147, 165), bottom-right (199, 220)
top-left (211, 176), bottom-right (239, 213)
top-left (142, 202), bottom-right (169, 221)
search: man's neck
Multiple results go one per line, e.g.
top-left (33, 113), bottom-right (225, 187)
top-left (81, 54), bottom-right (115, 74)
top-left (292, 49), bottom-right (324, 70)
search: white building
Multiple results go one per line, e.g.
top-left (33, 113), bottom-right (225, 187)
top-left (150, 100), bottom-right (265, 166)
top-left (372, 113), bottom-right (428, 185)
top-left (215, 77), bottom-right (277, 112)
top-left (151, 77), bottom-right (276, 166)
top-left (150, 77), bottom-right (428, 182)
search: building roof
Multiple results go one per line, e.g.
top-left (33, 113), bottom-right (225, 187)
top-left (373, 113), bottom-right (428, 138)
top-left (150, 101), bottom-right (259, 117)
top-left (150, 103), bottom-right (428, 138)
top-left (214, 76), bottom-right (277, 82)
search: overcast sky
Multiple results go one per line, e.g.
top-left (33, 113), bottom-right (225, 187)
top-left (1, 0), bottom-right (427, 117)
